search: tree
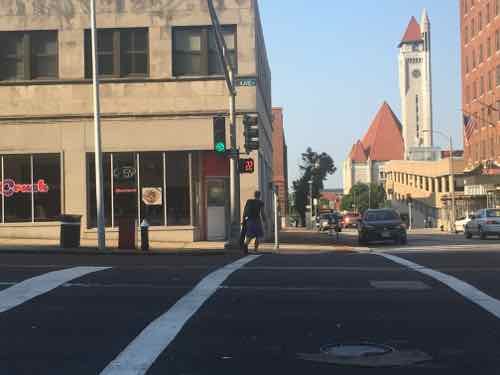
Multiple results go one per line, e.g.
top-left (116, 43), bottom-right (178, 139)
top-left (292, 148), bottom-right (336, 226)
top-left (341, 183), bottom-right (387, 213)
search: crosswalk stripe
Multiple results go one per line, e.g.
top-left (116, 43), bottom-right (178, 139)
top-left (100, 255), bottom-right (261, 375)
top-left (378, 253), bottom-right (500, 319)
top-left (0, 266), bottom-right (111, 313)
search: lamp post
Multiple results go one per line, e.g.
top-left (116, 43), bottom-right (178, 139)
top-left (424, 130), bottom-right (456, 233)
top-left (90, 0), bottom-right (106, 250)
top-left (308, 179), bottom-right (313, 230)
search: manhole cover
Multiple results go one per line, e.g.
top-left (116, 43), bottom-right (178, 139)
top-left (322, 343), bottom-right (394, 358)
top-left (299, 342), bottom-right (432, 367)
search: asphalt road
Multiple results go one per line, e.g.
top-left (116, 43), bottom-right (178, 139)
top-left (1, 233), bottom-right (500, 374)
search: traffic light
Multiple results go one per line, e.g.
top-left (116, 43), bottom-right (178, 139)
top-left (243, 114), bottom-right (259, 153)
top-left (239, 158), bottom-right (255, 174)
top-left (213, 116), bottom-right (226, 154)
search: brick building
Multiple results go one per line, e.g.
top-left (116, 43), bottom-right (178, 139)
top-left (0, 0), bottom-right (273, 243)
top-left (461, 0), bottom-right (500, 207)
top-left (272, 107), bottom-right (288, 226)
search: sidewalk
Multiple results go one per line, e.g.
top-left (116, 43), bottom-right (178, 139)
top-left (0, 228), bottom-right (351, 255)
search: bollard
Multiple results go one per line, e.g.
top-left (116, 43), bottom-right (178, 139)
top-left (140, 219), bottom-right (150, 252)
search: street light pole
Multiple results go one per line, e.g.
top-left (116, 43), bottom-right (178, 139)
top-left (207, 0), bottom-right (240, 247)
top-left (90, 0), bottom-right (106, 250)
top-left (423, 129), bottom-right (456, 233)
top-left (448, 136), bottom-right (456, 233)
top-left (309, 179), bottom-right (313, 230)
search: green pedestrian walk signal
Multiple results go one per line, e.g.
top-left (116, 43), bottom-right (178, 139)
top-left (213, 117), bottom-right (226, 154)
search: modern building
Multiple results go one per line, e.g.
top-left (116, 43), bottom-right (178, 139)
top-left (343, 102), bottom-right (405, 194)
top-left (460, 0), bottom-right (500, 208)
top-left (398, 9), bottom-right (438, 161)
top-left (384, 157), bottom-right (465, 228)
top-left (272, 107), bottom-right (288, 227)
top-left (0, 0), bottom-right (273, 243)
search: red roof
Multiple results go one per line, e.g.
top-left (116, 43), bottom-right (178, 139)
top-left (360, 102), bottom-right (404, 161)
top-left (349, 140), bottom-right (368, 162)
top-left (399, 17), bottom-right (421, 46)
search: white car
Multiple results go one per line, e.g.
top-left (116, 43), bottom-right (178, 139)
top-left (455, 214), bottom-right (473, 233)
top-left (465, 209), bottom-right (500, 239)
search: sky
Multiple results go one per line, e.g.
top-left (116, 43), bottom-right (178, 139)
top-left (258, 0), bottom-right (462, 190)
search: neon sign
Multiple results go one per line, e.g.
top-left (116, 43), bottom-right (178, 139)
top-left (1, 179), bottom-right (49, 198)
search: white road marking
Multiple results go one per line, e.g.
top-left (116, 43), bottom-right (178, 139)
top-left (369, 280), bottom-right (431, 290)
top-left (378, 253), bottom-right (500, 319)
top-left (0, 266), bottom-right (111, 313)
top-left (100, 255), bottom-right (261, 375)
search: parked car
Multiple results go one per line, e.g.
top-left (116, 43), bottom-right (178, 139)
top-left (455, 214), bottom-right (473, 233)
top-left (358, 209), bottom-right (407, 245)
top-left (342, 212), bottom-right (361, 228)
top-left (464, 209), bottom-right (500, 239)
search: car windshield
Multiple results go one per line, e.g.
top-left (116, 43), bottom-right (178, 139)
top-left (365, 210), bottom-right (399, 221)
top-left (486, 210), bottom-right (500, 218)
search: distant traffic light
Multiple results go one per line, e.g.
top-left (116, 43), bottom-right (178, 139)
top-left (243, 114), bottom-right (259, 153)
top-left (213, 116), bottom-right (226, 154)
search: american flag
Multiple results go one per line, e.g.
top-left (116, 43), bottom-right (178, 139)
top-left (463, 114), bottom-right (476, 144)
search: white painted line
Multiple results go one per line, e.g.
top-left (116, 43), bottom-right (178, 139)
top-left (100, 255), bottom-right (261, 375)
top-left (369, 280), bottom-right (431, 291)
top-left (378, 253), bottom-right (500, 319)
top-left (0, 266), bottom-right (111, 313)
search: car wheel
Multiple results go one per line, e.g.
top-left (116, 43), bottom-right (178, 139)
top-left (479, 227), bottom-right (487, 240)
top-left (465, 229), bottom-right (472, 239)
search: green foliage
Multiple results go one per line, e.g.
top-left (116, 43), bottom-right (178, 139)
top-left (292, 147), bottom-right (336, 226)
top-left (341, 183), bottom-right (387, 213)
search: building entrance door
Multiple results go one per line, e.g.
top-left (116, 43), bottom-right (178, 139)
top-left (206, 179), bottom-right (228, 240)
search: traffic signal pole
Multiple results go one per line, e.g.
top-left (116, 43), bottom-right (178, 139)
top-left (208, 0), bottom-right (241, 248)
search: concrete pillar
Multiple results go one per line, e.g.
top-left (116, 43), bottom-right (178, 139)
top-left (449, 175), bottom-right (454, 193)
top-left (434, 178), bottom-right (440, 193)
top-left (442, 176), bottom-right (448, 193)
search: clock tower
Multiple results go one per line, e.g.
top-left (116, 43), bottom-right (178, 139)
top-left (398, 9), bottom-right (434, 160)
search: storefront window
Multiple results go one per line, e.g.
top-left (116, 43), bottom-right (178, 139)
top-left (139, 152), bottom-right (164, 226)
top-left (167, 153), bottom-right (190, 226)
top-left (33, 154), bottom-right (61, 221)
top-left (4, 155), bottom-right (31, 222)
top-left (86, 153), bottom-right (112, 228)
top-left (1, 154), bottom-right (61, 223)
top-left (87, 151), bottom-right (194, 228)
top-left (113, 153), bottom-right (138, 223)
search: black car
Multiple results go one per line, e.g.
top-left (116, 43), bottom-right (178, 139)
top-left (358, 209), bottom-right (407, 245)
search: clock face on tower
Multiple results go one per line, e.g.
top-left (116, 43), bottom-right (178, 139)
top-left (412, 69), bottom-right (421, 79)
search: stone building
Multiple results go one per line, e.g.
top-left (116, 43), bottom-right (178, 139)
top-left (343, 102), bottom-right (404, 194)
top-left (384, 157), bottom-right (466, 228)
top-left (0, 0), bottom-right (273, 243)
top-left (398, 10), bottom-right (438, 161)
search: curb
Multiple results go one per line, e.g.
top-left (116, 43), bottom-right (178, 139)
top-left (0, 248), bottom-right (230, 256)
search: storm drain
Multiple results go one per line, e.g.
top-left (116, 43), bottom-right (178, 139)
top-left (299, 341), bottom-right (431, 367)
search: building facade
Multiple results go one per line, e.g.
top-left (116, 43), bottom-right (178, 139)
top-left (460, 0), bottom-right (500, 208)
top-left (272, 107), bottom-right (288, 226)
top-left (398, 10), bottom-right (435, 160)
top-left (384, 157), bottom-right (466, 228)
top-left (0, 0), bottom-right (273, 243)
top-left (343, 102), bottom-right (405, 194)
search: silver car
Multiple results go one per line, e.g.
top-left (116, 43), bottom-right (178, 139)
top-left (464, 209), bottom-right (500, 239)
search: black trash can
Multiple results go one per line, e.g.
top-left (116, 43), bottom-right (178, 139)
top-left (60, 215), bottom-right (82, 249)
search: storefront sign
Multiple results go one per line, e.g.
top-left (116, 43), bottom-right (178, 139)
top-left (1, 179), bottom-right (49, 197)
top-left (142, 187), bottom-right (163, 206)
top-left (113, 166), bottom-right (137, 180)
